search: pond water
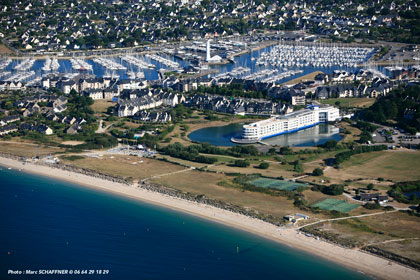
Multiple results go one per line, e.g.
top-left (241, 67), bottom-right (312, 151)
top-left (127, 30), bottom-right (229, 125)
top-left (188, 123), bottom-right (342, 147)
top-left (404, 191), bottom-right (420, 199)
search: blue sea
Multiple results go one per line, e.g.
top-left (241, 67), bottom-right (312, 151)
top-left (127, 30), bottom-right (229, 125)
top-left (0, 167), bottom-right (369, 280)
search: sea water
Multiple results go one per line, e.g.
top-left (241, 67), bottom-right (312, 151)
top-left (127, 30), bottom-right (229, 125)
top-left (0, 168), bottom-right (369, 279)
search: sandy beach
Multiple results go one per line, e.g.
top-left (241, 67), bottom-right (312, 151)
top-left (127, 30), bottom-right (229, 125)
top-left (1, 156), bottom-right (419, 280)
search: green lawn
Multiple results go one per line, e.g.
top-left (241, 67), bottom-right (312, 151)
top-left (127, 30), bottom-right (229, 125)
top-left (312, 198), bottom-right (359, 213)
top-left (249, 178), bottom-right (308, 191)
top-left (320, 98), bottom-right (376, 109)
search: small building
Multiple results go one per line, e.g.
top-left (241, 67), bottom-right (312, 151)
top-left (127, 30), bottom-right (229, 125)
top-left (358, 193), bottom-right (388, 202)
top-left (0, 124), bottom-right (18, 136)
top-left (284, 213), bottom-right (309, 223)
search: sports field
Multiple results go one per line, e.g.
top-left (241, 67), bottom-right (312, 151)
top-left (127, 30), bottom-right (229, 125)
top-left (311, 198), bottom-right (359, 213)
top-left (249, 178), bottom-right (307, 191)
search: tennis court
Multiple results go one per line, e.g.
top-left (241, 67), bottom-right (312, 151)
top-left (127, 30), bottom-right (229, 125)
top-left (311, 198), bottom-right (359, 213)
top-left (249, 178), bottom-right (307, 191)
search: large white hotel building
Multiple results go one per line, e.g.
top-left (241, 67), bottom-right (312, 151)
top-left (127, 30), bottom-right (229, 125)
top-left (236, 104), bottom-right (340, 142)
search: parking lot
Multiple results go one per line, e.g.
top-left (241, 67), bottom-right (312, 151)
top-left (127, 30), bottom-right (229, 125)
top-left (373, 126), bottom-right (420, 147)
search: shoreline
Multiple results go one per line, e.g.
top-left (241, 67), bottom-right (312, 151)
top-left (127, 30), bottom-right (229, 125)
top-left (1, 156), bottom-right (419, 280)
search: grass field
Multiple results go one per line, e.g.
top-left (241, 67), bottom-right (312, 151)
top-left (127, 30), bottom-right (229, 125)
top-left (91, 100), bottom-right (115, 114)
top-left (320, 98), bottom-right (376, 109)
top-left (249, 178), bottom-right (307, 191)
top-left (284, 71), bottom-right (324, 85)
top-left (0, 44), bottom-right (14, 54)
top-left (155, 154), bottom-right (210, 168)
top-left (151, 170), bottom-right (310, 218)
top-left (312, 211), bottom-right (420, 261)
top-left (375, 239), bottom-right (420, 262)
top-left (325, 150), bottom-right (420, 182)
top-left (312, 198), bottom-right (359, 213)
top-left (207, 161), bottom-right (296, 178)
top-left (59, 155), bottom-right (186, 181)
top-left (0, 141), bottom-right (63, 157)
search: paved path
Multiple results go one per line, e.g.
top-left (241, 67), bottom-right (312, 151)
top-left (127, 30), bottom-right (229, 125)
top-left (142, 166), bottom-right (195, 181)
top-left (286, 174), bottom-right (308, 181)
top-left (95, 120), bottom-right (113, 133)
top-left (366, 237), bottom-right (419, 247)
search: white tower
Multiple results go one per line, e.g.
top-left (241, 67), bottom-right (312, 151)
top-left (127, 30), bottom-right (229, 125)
top-left (206, 40), bottom-right (211, 61)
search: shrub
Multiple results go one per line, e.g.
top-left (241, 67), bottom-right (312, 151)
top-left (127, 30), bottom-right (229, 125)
top-left (294, 163), bottom-right (304, 173)
top-left (363, 202), bottom-right (381, 209)
top-left (323, 140), bottom-right (338, 149)
top-left (312, 168), bottom-right (324, 176)
top-left (257, 162), bottom-right (270, 169)
top-left (233, 160), bottom-right (250, 167)
top-left (61, 155), bottom-right (84, 161)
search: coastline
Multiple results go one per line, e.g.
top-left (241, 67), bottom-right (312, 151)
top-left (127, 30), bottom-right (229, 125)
top-left (1, 156), bottom-right (419, 280)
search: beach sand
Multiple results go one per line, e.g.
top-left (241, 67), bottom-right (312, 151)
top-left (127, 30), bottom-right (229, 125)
top-left (1, 156), bottom-right (419, 280)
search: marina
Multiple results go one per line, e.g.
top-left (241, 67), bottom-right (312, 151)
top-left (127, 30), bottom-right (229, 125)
top-left (256, 44), bottom-right (374, 68)
top-left (145, 53), bottom-right (181, 70)
top-left (92, 57), bottom-right (127, 71)
top-left (0, 59), bottom-right (11, 70)
top-left (70, 58), bottom-right (93, 71)
top-left (4, 71), bottom-right (35, 82)
top-left (13, 58), bottom-right (35, 71)
top-left (261, 70), bottom-right (304, 83)
top-left (0, 42), bottom-right (394, 85)
top-left (242, 69), bottom-right (279, 81)
top-left (41, 58), bottom-right (60, 72)
top-left (213, 66), bottom-right (251, 80)
top-left (121, 55), bottom-right (155, 69)
top-left (127, 70), bottom-right (145, 80)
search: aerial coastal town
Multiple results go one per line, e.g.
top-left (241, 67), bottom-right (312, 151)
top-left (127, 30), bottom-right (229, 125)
top-left (1, 1), bottom-right (420, 279)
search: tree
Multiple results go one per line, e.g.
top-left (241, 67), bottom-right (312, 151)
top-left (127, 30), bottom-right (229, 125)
top-left (323, 140), bottom-right (338, 149)
top-left (312, 168), bottom-right (324, 176)
top-left (367, 183), bottom-right (374, 190)
top-left (267, 148), bottom-right (276, 155)
top-left (294, 163), bottom-right (304, 173)
top-left (322, 184), bottom-right (344, 195)
top-left (258, 162), bottom-right (270, 169)
top-left (279, 146), bottom-right (294, 155)
top-left (366, 7), bottom-right (376, 16)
